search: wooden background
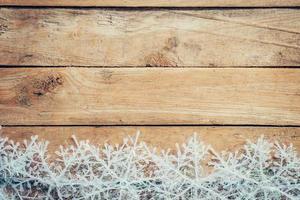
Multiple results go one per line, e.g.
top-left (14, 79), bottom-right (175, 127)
top-left (0, 0), bottom-right (300, 152)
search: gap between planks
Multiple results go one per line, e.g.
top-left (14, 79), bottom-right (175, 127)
top-left (1, 66), bottom-right (300, 69)
top-left (3, 124), bottom-right (300, 128)
top-left (0, 0), bottom-right (300, 7)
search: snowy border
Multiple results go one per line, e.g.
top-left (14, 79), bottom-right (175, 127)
top-left (0, 132), bottom-right (299, 199)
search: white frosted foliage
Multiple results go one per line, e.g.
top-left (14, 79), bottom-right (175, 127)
top-left (0, 132), bottom-right (299, 199)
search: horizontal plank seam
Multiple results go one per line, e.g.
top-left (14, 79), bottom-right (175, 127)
top-left (3, 125), bottom-right (300, 128)
top-left (0, 6), bottom-right (300, 10)
top-left (1, 66), bottom-right (300, 69)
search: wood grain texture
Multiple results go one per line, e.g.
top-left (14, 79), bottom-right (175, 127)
top-left (1, 68), bottom-right (300, 125)
top-left (1, 126), bottom-right (299, 154)
top-left (1, 0), bottom-right (300, 7)
top-left (0, 8), bottom-right (299, 66)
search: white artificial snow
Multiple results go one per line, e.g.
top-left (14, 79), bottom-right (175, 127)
top-left (0, 132), bottom-right (299, 199)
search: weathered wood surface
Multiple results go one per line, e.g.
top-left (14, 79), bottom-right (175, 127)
top-left (0, 9), bottom-right (299, 66)
top-left (1, 126), bottom-right (299, 153)
top-left (1, 68), bottom-right (300, 125)
top-left (1, 0), bottom-right (300, 7)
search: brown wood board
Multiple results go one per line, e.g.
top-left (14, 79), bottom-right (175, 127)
top-left (1, 68), bottom-right (300, 125)
top-left (0, 8), bottom-right (299, 66)
top-left (1, 126), bottom-right (299, 154)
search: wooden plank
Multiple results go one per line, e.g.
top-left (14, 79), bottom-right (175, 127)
top-left (0, 68), bottom-right (300, 125)
top-left (0, 8), bottom-right (299, 66)
top-left (1, 126), bottom-right (300, 154)
top-left (1, 0), bottom-right (300, 7)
